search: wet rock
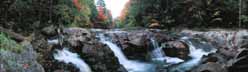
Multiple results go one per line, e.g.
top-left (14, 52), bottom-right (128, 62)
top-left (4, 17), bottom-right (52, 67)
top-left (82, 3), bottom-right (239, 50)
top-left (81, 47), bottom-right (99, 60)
top-left (123, 43), bottom-right (150, 61)
top-left (126, 30), bottom-right (149, 47)
top-left (218, 48), bottom-right (237, 58)
top-left (192, 62), bottom-right (227, 72)
top-left (51, 61), bottom-right (80, 72)
top-left (63, 28), bottom-right (93, 47)
top-left (162, 41), bottom-right (190, 59)
top-left (110, 30), bottom-right (152, 61)
top-left (34, 28), bottom-right (125, 72)
top-left (81, 41), bottom-right (124, 72)
top-left (31, 33), bottom-right (68, 72)
top-left (62, 28), bottom-right (124, 72)
top-left (167, 41), bottom-right (188, 49)
top-left (228, 49), bottom-right (248, 72)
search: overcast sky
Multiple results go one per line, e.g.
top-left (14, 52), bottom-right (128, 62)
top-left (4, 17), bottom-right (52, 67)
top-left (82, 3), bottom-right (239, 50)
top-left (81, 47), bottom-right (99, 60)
top-left (95, 0), bottom-right (129, 18)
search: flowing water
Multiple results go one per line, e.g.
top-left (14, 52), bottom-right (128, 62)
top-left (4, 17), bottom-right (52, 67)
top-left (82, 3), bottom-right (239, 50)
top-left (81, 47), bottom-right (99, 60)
top-left (150, 38), bottom-right (184, 64)
top-left (98, 33), bottom-right (156, 72)
top-left (53, 48), bottom-right (92, 72)
top-left (169, 37), bottom-right (217, 72)
top-left (50, 29), bottom-right (232, 72)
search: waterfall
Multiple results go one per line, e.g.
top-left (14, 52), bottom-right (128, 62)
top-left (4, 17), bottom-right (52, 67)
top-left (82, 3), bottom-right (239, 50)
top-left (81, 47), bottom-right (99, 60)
top-left (47, 39), bottom-right (59, 45)
top-left (150, 38), bottom-right (165, 59)
top-left (98, 33), bottom-right (155, 72)
top-left (170, 37), bottom-right (217, 72)
top-left (53, 48), bottom-right (92, 72)
top-left (150, 38), bottom-right (184, 64)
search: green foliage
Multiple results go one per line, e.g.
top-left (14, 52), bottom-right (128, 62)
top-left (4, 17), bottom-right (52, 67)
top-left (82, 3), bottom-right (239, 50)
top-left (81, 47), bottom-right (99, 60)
top-left (0, 32), bottom-right (23, 53)
top-left (1, 0), bottom-right (60, 35)
top-left (0, 0), bottom-right (99, 35)
top-left (115, 20), bottom-right (124, 28)
top-left (121, 0), bottom-right (248, 29)
top-left (56, 0), bottom-right (98, 27)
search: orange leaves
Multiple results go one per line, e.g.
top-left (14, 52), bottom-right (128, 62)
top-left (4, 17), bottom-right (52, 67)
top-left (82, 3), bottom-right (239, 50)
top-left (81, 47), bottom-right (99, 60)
top-left (73, 0), bottom-right (81, 11)
top-left (97, 6), bottom-right (107, 21)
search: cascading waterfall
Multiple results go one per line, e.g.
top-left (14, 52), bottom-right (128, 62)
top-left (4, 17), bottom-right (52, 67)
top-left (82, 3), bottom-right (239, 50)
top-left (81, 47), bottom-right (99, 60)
top-left (150, 38), bottom-right (165, 59)
top-left (98, 33), bottom-right (155, 72)
top-left (169, 37), bottom-right (217, 72)
top-left (47, 39), bottom-right (59, 45)
top-left (53, 48), bottom-right (92, 72)
top-left (150, 38), bottom-right (184, 64)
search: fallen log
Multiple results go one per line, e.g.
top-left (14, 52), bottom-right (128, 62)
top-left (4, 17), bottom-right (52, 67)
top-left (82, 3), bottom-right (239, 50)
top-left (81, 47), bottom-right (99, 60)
top-left (0, 27), bottom-right (25, 42)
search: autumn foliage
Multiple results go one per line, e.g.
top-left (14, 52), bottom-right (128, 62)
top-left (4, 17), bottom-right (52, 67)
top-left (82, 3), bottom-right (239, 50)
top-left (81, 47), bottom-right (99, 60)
top-left (73, 0), bottom-right (82, 11)
top-left (97, 6), bottom-right (107, 21)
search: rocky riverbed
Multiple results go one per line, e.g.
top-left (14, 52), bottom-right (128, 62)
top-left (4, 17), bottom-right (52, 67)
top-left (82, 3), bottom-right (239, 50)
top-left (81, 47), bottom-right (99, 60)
top-left (1, 28), bottom-right (248, 72)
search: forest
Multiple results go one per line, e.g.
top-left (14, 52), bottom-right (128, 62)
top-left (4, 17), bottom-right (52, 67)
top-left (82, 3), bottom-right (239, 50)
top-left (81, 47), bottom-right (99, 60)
top-left (1, 0), bottom-right (248, 72)
top-left (1, 0), bottom-right (248, 34)
top-left (118, 0), bottom-right (248, 29)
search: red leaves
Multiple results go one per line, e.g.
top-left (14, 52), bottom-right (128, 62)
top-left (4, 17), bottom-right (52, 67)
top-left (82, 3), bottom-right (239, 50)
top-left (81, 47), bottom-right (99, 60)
top-left (97, 6), bottom-right (107, 21)
top-left (73, 0), bottom-right (81, 11)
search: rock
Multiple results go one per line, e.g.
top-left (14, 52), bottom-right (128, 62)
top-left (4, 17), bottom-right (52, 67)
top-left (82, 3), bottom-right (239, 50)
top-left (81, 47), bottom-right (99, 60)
top-left (110, 30), bottom-right (152, 61)
top-left (81, 41), bottom-right (124, 72)
top-left (33, 28), bottom-right (125, 72)
top-left (0, 63), bottom-right (6, 72)
top-left (149, 23), bottom-right (160, 28)
top-left (149, 19), bottom-right (160, 28)
top-left (63, 28), bottom-right (93, 47)
top-left (41, 25), bottom-right (57, 36)
top-left (162, 41), bottom-right (190, 59)
top-left (228, 49), bottom-right (248, 72)
top-left (62, 28), bottom-right (124, 72)
top-left (107, 30), bottom-right (149, 49)
top-left (0, 44), bottom-right (45, 72)
top-left (123, 43), bottom-right (150, 60)
top-left (218, 48), bottom-right (237, 58)
top-left (167, 41), bottom-right (188, 49)
top-left (192, 62), bottom-right (227, 72)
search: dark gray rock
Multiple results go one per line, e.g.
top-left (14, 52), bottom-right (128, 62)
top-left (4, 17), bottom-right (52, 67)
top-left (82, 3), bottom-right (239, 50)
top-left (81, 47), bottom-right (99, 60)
top-left (41, 25), bottom-right (57, 36)
top-left (192, 62), bottom-right (227, 72)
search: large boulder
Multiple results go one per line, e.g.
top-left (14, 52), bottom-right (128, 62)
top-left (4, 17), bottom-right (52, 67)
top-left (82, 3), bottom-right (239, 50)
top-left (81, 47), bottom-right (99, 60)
top-left (41, 25), bottom-right (57, 36)
top-left (33, 28), bottom-right (125, 72)
top-left (63, 28), bottom-right (93, 47)
top-left (0, 44), bottom-right (45, 72)
top-left (192, 62), bottom-right (227, 72)
top-left (228, 49), bottom-right (248, 72)
top-left (80, 42), bottom-right (124, 72)
top-left (162, 41), bottom-right (190, 59)
top-left (62, 28), bottom-right (124, 72)
top-left (106, 30), bottom-right (151, 61)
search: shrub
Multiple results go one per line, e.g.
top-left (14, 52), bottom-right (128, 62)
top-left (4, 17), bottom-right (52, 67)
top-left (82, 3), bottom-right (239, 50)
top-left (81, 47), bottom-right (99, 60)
top-left (0, 32), bottom-right (23, 53)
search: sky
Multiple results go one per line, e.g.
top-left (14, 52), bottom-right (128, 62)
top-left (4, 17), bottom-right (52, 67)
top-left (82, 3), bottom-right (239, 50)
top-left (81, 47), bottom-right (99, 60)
top-left (96, 0), bottom-right (129, 18)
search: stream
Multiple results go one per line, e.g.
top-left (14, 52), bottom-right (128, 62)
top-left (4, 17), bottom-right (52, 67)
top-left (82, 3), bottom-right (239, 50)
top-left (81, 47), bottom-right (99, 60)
top-left (49, 29), bottom-right (248, 72)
